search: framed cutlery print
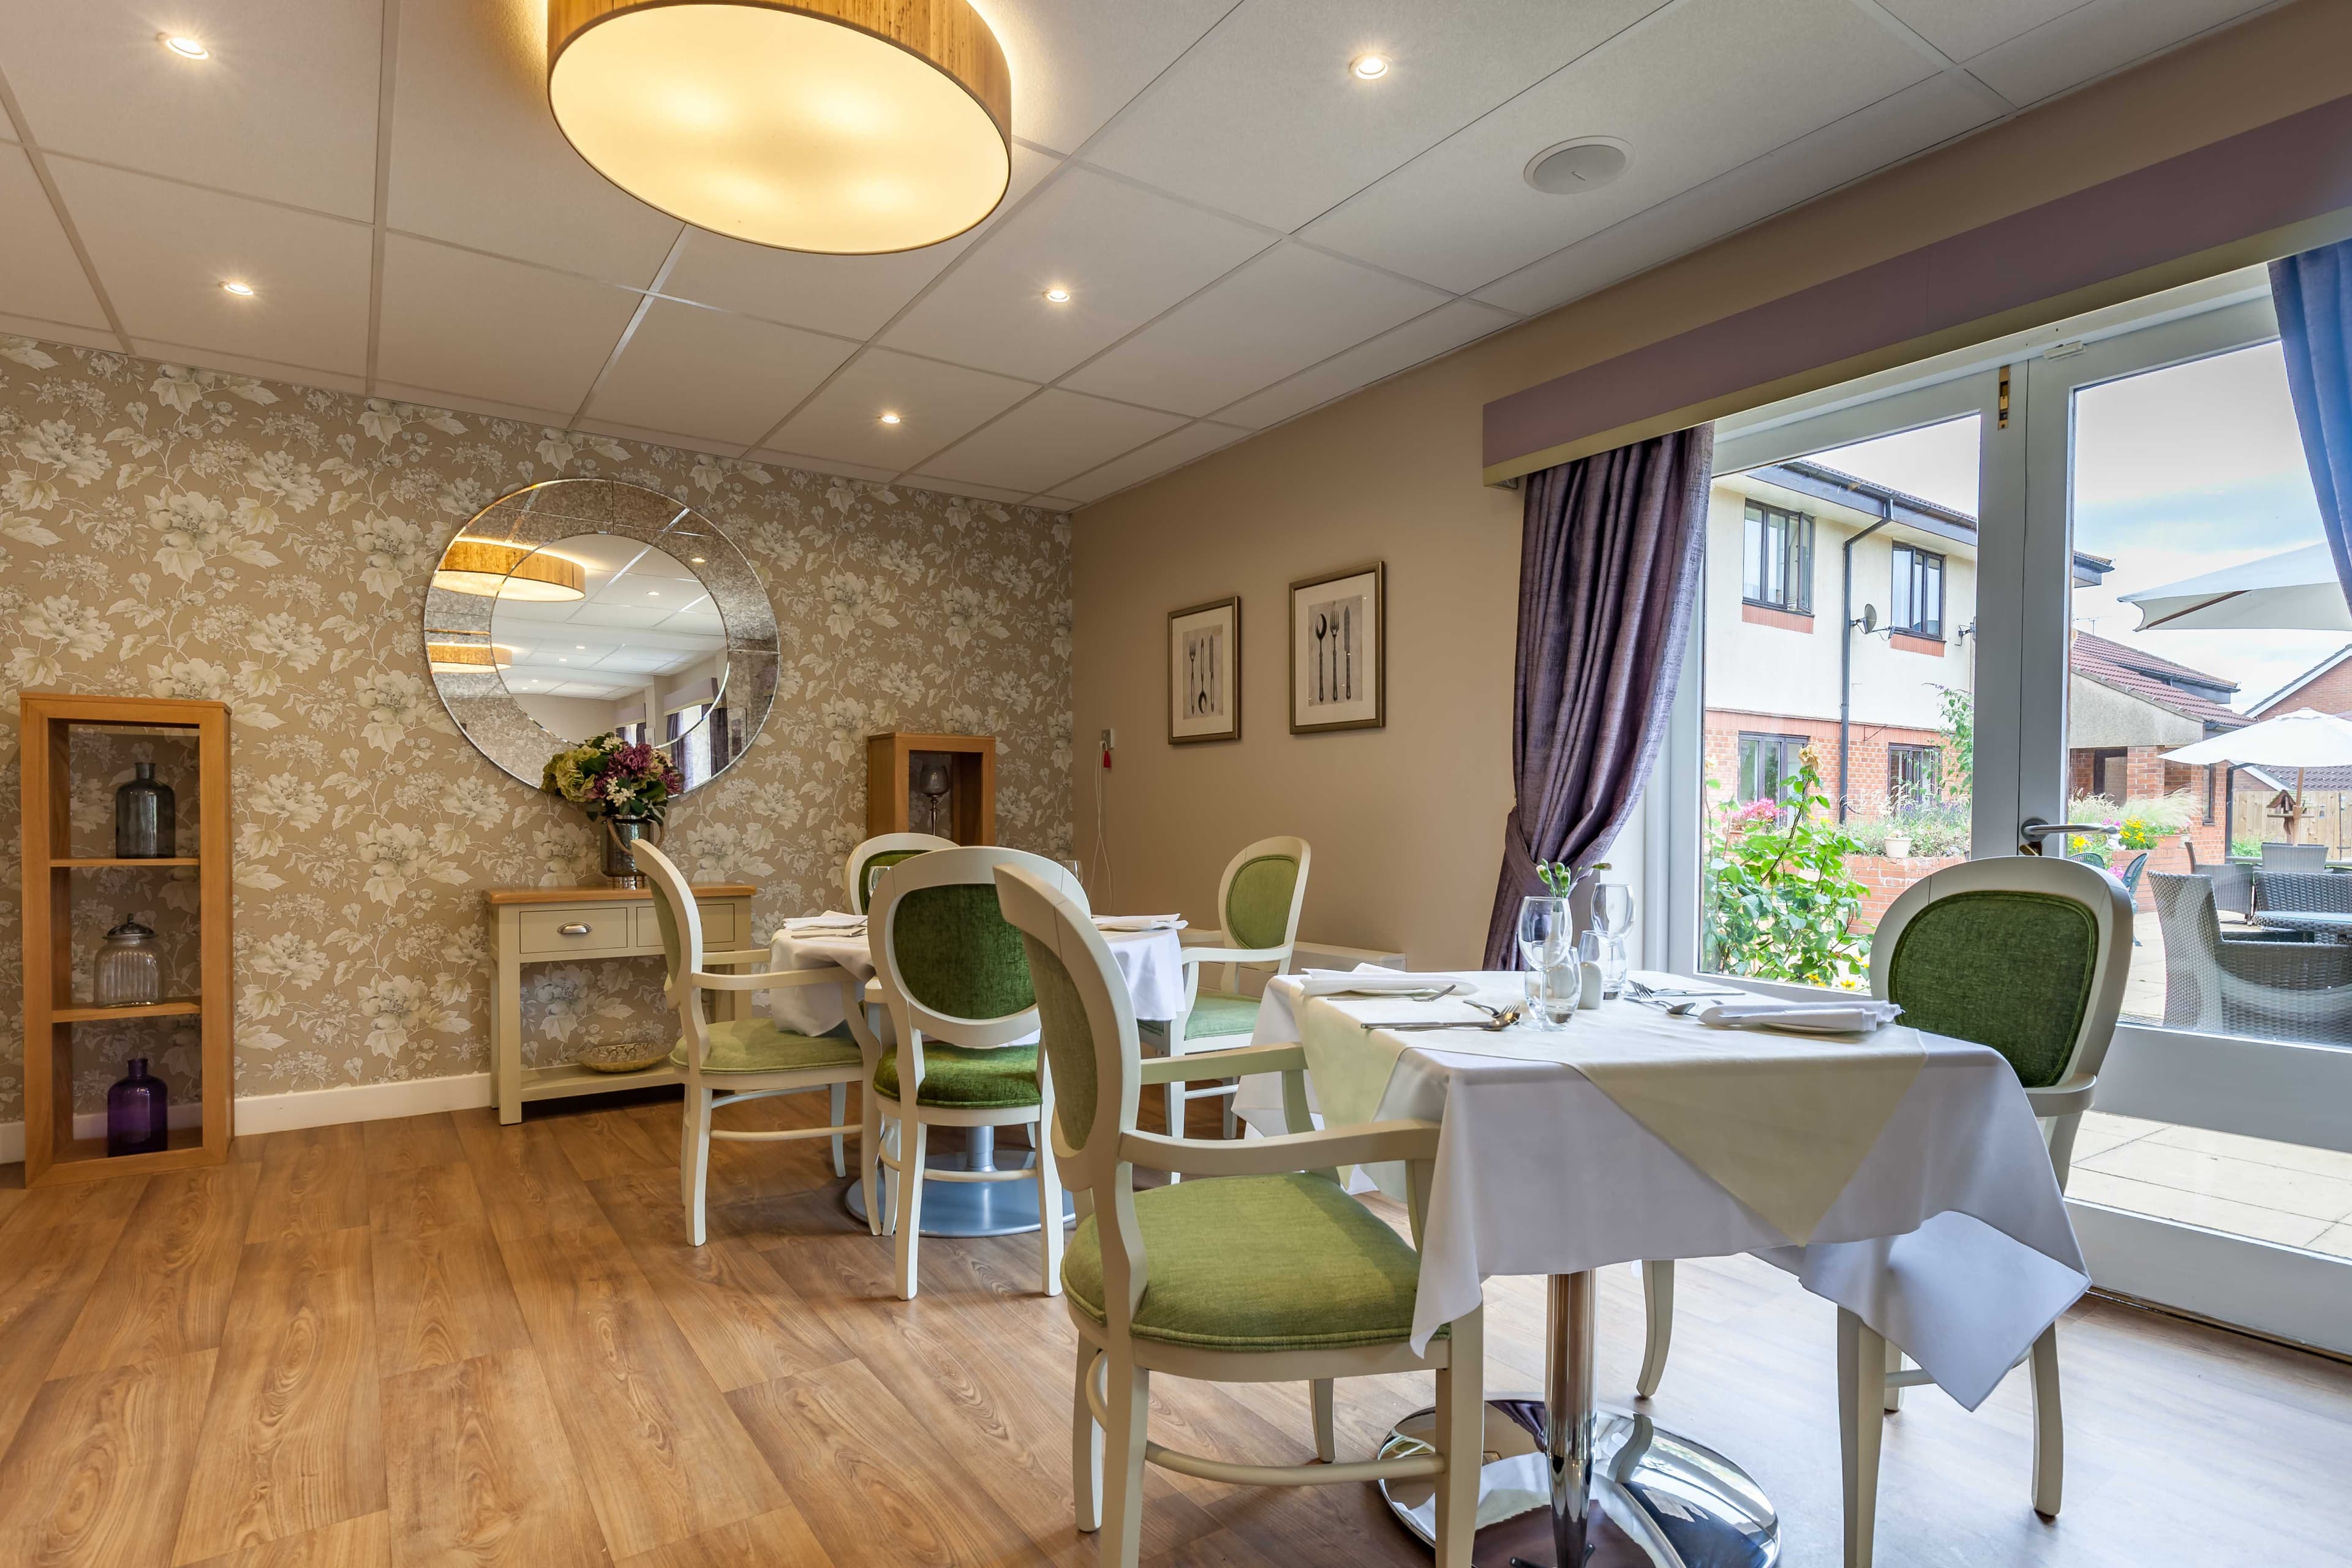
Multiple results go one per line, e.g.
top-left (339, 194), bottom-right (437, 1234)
top-left (1168, 595), bottom-right (1241, 744)
top-left (1289, 562), bottom-right (1384, 734)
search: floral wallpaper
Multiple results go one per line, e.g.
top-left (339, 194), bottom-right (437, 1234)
top-left (0, 335), bottom-right (1074, 1120)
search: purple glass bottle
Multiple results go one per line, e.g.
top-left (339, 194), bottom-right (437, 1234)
top-left (106, 1058), bottom-right (168, 1156)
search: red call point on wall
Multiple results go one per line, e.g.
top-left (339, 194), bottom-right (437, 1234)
top-left (1101, 728), bottom-right (1115, 769)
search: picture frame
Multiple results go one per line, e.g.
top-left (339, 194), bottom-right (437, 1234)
top-left (1289, 562), bottom-right (1384, 734)
top-left (1167, 595), bottom-right (1242, 744)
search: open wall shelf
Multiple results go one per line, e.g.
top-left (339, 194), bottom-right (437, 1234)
top-left (18, 693), bottom-right (233, 1185)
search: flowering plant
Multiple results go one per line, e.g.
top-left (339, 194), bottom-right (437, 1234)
top-left (541, 732), bottom-right (684, 823)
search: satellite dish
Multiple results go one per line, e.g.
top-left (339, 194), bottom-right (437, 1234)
top-left (1860, 605), bottom-right (1879, 633)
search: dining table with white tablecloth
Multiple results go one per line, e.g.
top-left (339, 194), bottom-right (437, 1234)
top-left (1234, 969), bottom-right (2092, 1566)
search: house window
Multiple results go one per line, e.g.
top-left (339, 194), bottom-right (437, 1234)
top-left (1888, 743), bottom-right (1942, 805)
top-left (1891, 544), bottom-right (1944, 638)
top-left (1742, 502), bottom-right (1812, 614)
top-left (1737, 732), bottom-right (1809, 802)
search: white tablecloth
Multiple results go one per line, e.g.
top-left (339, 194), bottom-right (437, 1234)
top-left (1242, 972), bottom-right (2088, 1412)
top-left (762, 922), bottom-right (1189, 1038)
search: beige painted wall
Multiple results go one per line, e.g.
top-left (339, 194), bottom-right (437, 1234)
top-left (1072, 0), bottom-right (2352, 968)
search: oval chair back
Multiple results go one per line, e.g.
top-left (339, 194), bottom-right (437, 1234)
top-left (633, 838), bottom-right (704, 1023)
top-left (844, 832), bottom-right (957, 914)
top-left (1216, 835), bottom-right (1311, 964)
top-left (1869, 855), bottom-right (2133, 1104)
top-left (869, 846), bottom-right (1088, 1049)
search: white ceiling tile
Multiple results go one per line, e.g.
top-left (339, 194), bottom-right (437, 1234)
top-left (49, 158), bottom-right (371, 372)
top-left (129, 338), bottom-right (367, 395)
top-left (881, 166), bottom-right (1273, 381)
top-left (656, 145), bottom-right (1058, 339)
top-left (1877, 0), bottom-right (2089, 64)
top-left (0, 1), bottom-right (380, 219)
top-left (0, 314), bottom-right (119, 355)
top-left (1300, 0), bottom-right (1937, 293)
top-left (0, 144), bottom-right (107, 329)
top-left (978, 0), bottom-right (1234, 154)
top-left (896, 476), bottom-right (1039, 505)
top-left (1213, 297), bottom-right (1518, 428)
top-left (1051, 420), bottom-right (1251, 503)
top-left (1084, 0), bottom-right (1670, 232)
top-left (372, 382), bottom-right (573, 427)
top-left (1962, 0), bottom-right (2272, 107)
top-left (1473, 70), bottom-right (2003, 317)
top-left (765, 347), bottom-right (1036, 472)
top-left (571, 418), bottom-right (768, 461)
top-left (376, 235), bottom-right (639, 415)
top-left (582, 300), bottom-right (859, 449)
top-left (748, 450), bottom-right (903, 484)
top-left (388, 0), bottom-right (681, 285)
top-left (916, 388), bottom-right (1185, 494)
top-left (1060, 242), bottom-right (1447, 417)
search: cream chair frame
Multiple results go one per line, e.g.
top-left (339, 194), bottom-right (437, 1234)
top-left (1162, 835), bottom-right (1311, 1148)
top-left (866, 845), bottom-right (1088, 1299)
top-left (843, 831), bottom-right (956, 913)
top-left (635, 842), bottom-right (870, 1248)
top-left (992, 862), bottom-right (1483, 1568)
top-left (1635, 854), bottom-right (2131, 1567)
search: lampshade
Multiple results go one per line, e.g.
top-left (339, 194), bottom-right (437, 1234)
top-left (426, 641), bottom-right (514, 674)
top-left (431, 540), bottom-right (586, 601)
top-left (546, 0), bottom-right (1012, 255)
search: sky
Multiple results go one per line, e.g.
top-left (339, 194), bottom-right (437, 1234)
top-left (1800, 342), bottom-right (2334, 714)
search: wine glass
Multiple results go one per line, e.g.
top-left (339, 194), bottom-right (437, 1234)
top-left (916, 759), bottom-right (952, 838)
top-left (1518, 895), bottom-right (1572, 1030)
top-left (1593, 884), bottom-right (1635, 997)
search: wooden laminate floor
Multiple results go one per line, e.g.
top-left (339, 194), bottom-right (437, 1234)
top-left (2, 1087), bottom-right (2350, 1567)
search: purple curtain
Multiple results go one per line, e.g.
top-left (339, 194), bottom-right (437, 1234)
top-left (1481, 426), bottom-right (1713, 969)
top-left (2272, 240), bottom-right (2352, 612)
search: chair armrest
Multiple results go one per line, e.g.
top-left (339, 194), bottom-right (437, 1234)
top-left (2023, 1074), bottom-right (2095, 1120)
top-left (1137, 1041), bottom-right (1303, 1084)
top-left (687, 965), bottom-right (856, 992)
top-left (1177, 928), bottom-right (1229, 948)
top-left (1118, 1118), bottom-right (1438, 1177)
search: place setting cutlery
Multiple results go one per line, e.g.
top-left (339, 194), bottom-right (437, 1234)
top-left (1359, 999), bottom-right (1524, 1032)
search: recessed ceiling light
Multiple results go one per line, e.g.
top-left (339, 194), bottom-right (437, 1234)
top-left (688, 554), bottom-right (706, 563)
top-left (160, 34), bottom-right (209, 60)
top-left (1350, 54), bottom-right (1389, 80)
top-left (1044, 287), bottom-right (1071, 304)
top-left (1524, 137), bottom-right (1631, 195)
top-left (221, 281), bottom-right (255, 296)
top-left (880, 412), bottom-right (902, 424)
top-left (647, 589), bottom-right (660, 597)
top-left (576, 644), bottom-right (587, 649)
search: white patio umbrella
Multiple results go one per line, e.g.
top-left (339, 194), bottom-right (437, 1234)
top-left (2120, 542), bottom-right (2352, 631)
top-left (2163, 707), bottom-right (2352, 838)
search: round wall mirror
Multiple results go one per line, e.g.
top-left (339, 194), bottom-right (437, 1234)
top-left (424, 478), bottom-right (777, 797)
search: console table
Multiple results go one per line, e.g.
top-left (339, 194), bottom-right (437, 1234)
top-left (486, 883), bottom-right (756, 1123)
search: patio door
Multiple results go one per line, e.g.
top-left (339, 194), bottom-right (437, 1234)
top-left (1660, 268), bottom-right (2352, 1354)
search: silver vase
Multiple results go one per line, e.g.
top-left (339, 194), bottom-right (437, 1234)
top-left (601, 815), bottom-right (661, 888)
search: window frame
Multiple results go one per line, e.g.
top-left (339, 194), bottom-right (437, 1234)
top-left (1888, 742), bottom-right (1942, 805)
top-left (1741, 501), bottom-right (1813, 615)
top-left (1890, 541), bottom-right (1945, 639)
top-left (1736, 731), bottom-right (1810, 803)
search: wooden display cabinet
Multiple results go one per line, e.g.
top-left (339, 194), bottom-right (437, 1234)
top-left (864, 731), bottom-right (995, 844)
top-left (18, 693), bottom-right (233, 1184)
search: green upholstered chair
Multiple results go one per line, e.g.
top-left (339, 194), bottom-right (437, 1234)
top-left (843, 831), bottom-right (955, 913)
top-left (991, 860), bottom-right (1483, 1568)
top-left (635, 842), bottom-right (869, 1248)
top-left (1155, 836), bottom-right (1310, 1155)
top-left (1636, 855), bottom-right (2131, 1566)
top-left (866, 845), bottom-right (1088, 1299)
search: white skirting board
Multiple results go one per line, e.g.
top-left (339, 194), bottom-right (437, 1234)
top-left (0, 1069), bottom-right (496, 1164)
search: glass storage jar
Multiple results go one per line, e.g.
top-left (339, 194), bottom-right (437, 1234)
top-left (93, 913), bottom-right (161, 1007)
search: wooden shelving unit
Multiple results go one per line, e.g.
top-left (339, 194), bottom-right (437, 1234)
top-left (18, 693), bottom-right (233, 1185)
top-left (864, 731), bottom-right (996, 843)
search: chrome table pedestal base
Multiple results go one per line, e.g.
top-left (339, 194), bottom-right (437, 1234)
top-left (1379, 1269), bottom-right (1776, 1567)
top-left (842, 1126), bottom-right (1076, 1238)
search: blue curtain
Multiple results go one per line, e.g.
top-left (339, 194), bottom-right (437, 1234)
top-left (2272, 240), bottom-right (2352, 611)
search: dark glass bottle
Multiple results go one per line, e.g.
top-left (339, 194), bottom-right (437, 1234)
top-left (106, 1058), bottom-right (168, 1156)
top-left (115, 762), bottom-right (176, 859)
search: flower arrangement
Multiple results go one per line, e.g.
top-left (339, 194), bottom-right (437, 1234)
top-left (542, 733), bottom-right (684, 823)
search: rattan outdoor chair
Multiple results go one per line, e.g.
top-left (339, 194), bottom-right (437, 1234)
top-left (2147, 873), bottom-right (2352, 1044)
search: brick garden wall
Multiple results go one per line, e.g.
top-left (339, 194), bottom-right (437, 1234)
top-left (1703, 709), bottom-right (1949, 812)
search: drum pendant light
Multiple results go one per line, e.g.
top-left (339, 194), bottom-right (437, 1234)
top-left (546, 0), bottom-right (1013, 255)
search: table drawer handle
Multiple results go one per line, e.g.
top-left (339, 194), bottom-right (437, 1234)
top-left (557, 922), bottom-right (593, 937)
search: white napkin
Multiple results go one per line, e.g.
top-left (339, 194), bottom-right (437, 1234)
top-left (1093, 914), bottom-right (1188, 932)
top-left (1694, 997), bottom-right (1903, 1033)
top-left (784, 911), bottom-right (866, 935)
top-left (1298, 967), bottom-right (1471, 999)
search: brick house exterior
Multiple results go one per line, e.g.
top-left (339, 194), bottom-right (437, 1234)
top-left (2251, 646), bottom-right (2352, 719)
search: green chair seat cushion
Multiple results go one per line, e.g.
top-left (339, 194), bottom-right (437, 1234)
top-left (1062, 1173), bottom-right (1421, 1351)
top-left (1179, 989), bottom-right (1261, 1039)
top-left (673, 1018), bottom-right (859, 1075)
top-left (873, 1042), bottom-right (1041, 1108)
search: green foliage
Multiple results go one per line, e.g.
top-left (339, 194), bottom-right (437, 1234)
top-left (2064, 791), bottom-right (2196, 858)
top-left (542, 732), bottom-right (684, 823)
top-left (1844, 797), bottom-right (1972, 858)
top-left (1702, 755), bottom-right (1871, 987)
top-left (1936, 687), bottom-right (1973, 797)
top-left (1534, 860), bottom-right (1577, 897)
top-left (2231, 835), bottom-right (2263, 859)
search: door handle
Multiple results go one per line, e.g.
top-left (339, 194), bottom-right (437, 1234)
top-left (557, 922), bottom-right (592, 936)
top-left (2018, 819), bottom-right (2111, 856)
